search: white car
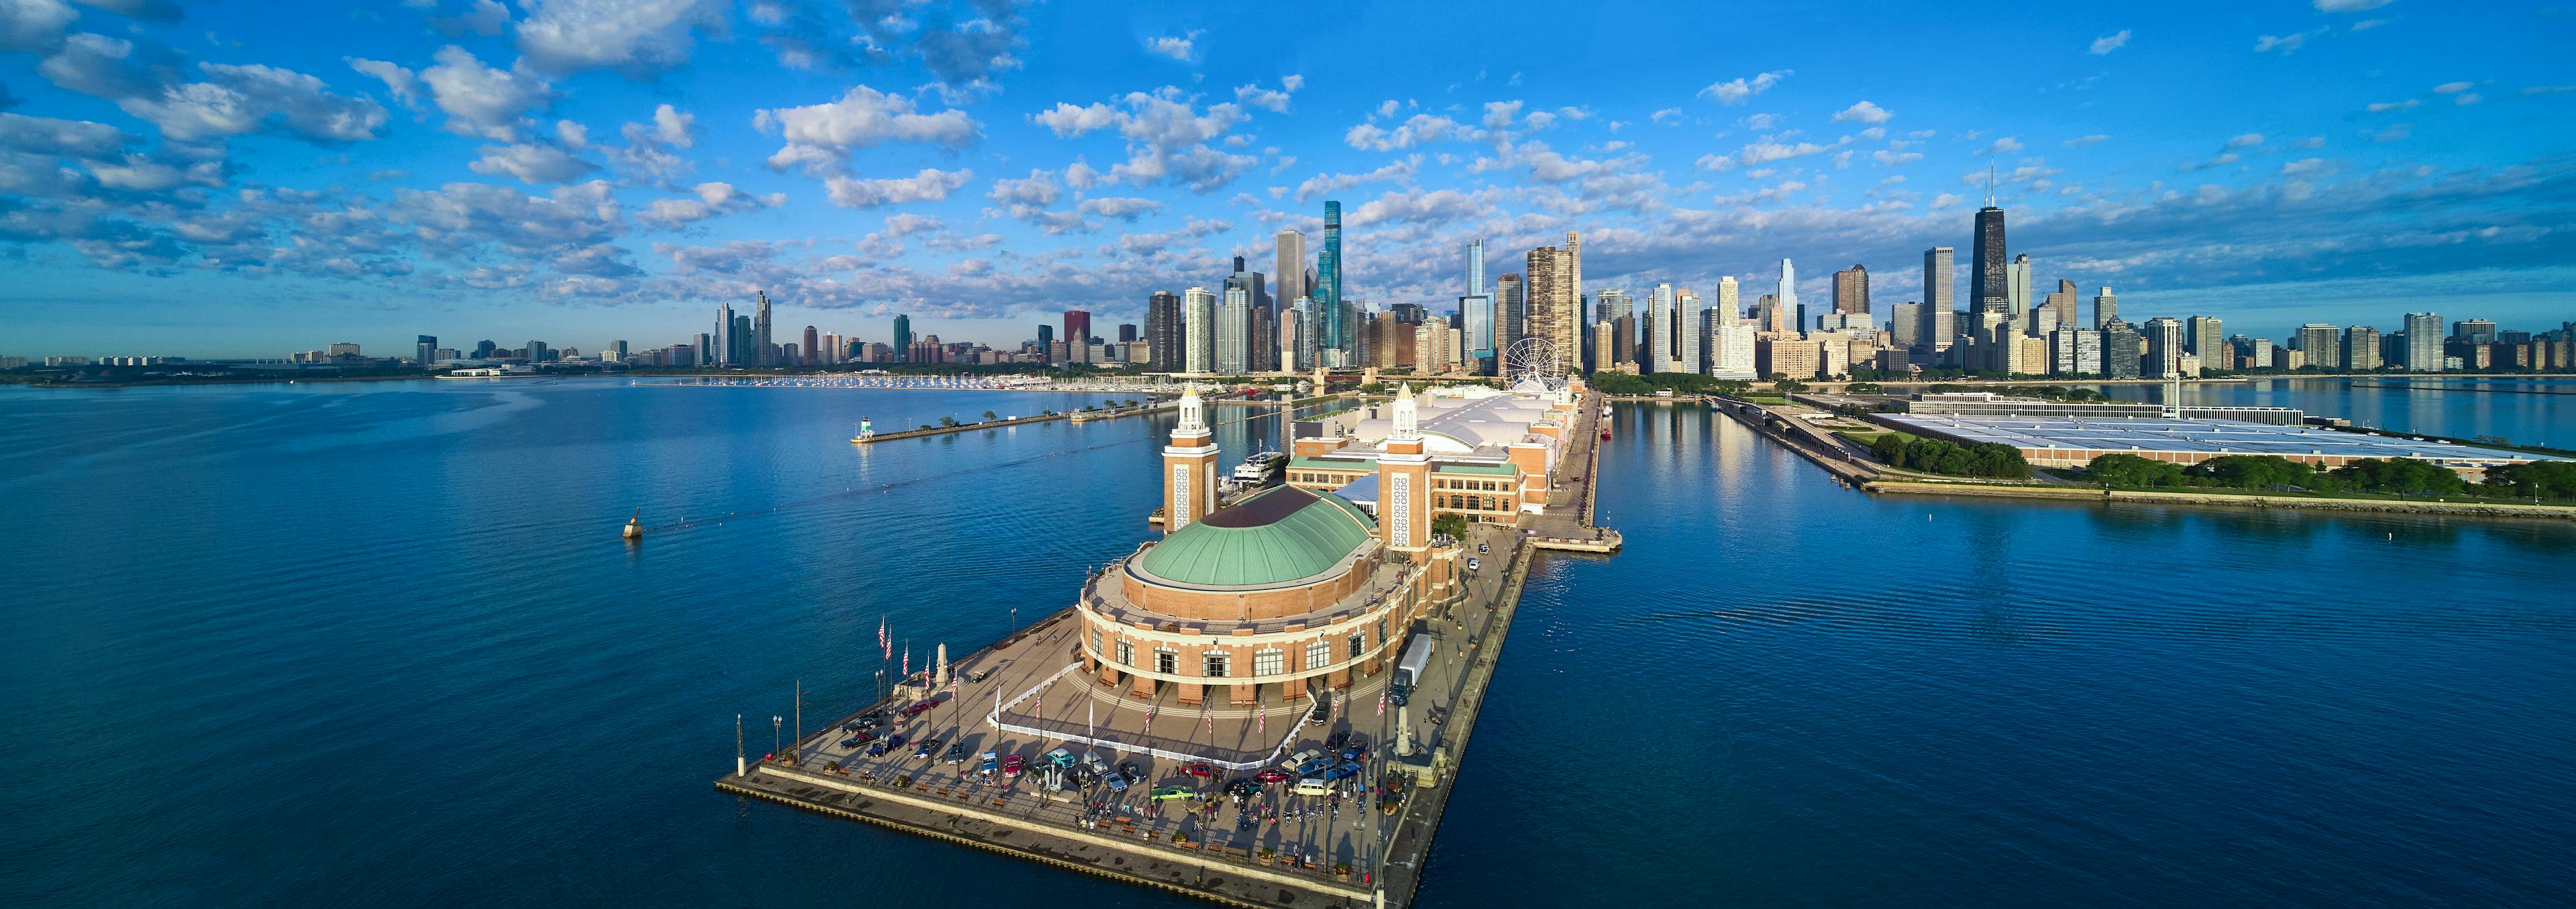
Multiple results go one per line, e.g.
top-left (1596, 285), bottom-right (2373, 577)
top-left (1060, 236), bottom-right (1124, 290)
top-left (1466, 558), bottom-right (1481, 571)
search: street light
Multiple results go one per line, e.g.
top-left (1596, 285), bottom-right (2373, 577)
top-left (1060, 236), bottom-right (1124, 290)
top-left (772, 715), bottom-right (783, 763)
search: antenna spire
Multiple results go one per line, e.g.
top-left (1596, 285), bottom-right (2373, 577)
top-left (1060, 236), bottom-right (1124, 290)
top-left (1986, 164), bottom-right (1996, 208)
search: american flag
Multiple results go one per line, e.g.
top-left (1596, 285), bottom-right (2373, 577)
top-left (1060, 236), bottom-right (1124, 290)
top-left (1376, 686), bottom-right (1386, 716)
top-left (877, 617), bottom-right (889, 659)
top-left (902, 642), bottom-right (909, 678)
top-left (1258, 698), bottom-right (1266, 735)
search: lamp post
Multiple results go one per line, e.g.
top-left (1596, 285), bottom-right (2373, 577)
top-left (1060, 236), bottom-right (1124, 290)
top-left (772, 715), bottom-right (783, 765)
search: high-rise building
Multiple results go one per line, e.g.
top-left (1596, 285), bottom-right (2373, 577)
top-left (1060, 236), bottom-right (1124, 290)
top-left (1216, 286), bottom-right (1250, 374)
top-left (1594, 289), bottom-right (1631, 368)
top-left (2186, 316), bottom-right (2224, 372)
top-left (2043, 279), bottom-right (2077, 329)
top-left (1564, 230), bottom-right (1582, 327)
top-left (416, 335), bottom-right (437, 364)
top-left (1524, 244), bottom-right (1578, 366)
top-left (1832, 264), bottom-right (1869, 316)
top-left (2296, 323), bottom-right (2341, 370)
top-left (892, 314), bottom-right (912, 363)
top-left (607, 339), bottom-right (628, 362)
top-left (2144, 317), bottom-right (2186, 378)
top-left (2004, 254), bottom-right (2033, 321)
top-left (1923, 247), bottom-right (1956, 352)
top-left (1892, 303), bottom-right (1923, 351)
top-left (1464, 239), bottom-right (1485, 299)
top-left (2051, 327), bottom-right (2102, 376)
top-left (714, 303), bottom-right (737, 366)
top-left (2092, 288), bottom-right (2118, 330)
top-left (1711, 321), bottom-right (1758, 380)
top-left (2102, 320), bottom-right (2141, 378)
top-left (1183, 287), bottom-right (1216, 373)
top-left (1676, 289), bottom-right (1703, 373)
top-left (1460, 295), bottom-right (1493, 372)
top-left (1495, 273), bottom-right (1525, 354)
top-left (1145, 291), bottom-right (1181, 371)
top-left (754, 291), bottom-right (774, 366)
top-left (1318, 201), bottom-right (1346, 366)
top-left (801, 325), bottom-right (819, 364)
top-left (1275, 229), bottom-right (1307, 315)
top-left (2345, 325), bottom-right (2383, 371)
top-left (1063, 311), bottom-right (1092, 365)
top-left (1970, 193), bottom-right (2008, 318)
top-left (2452, 319), bottom-right (2498, 345)
top-left (2406, 312), bottom-right (2444, 372)
top-left (1118, 323), bottom-right (1138, 343)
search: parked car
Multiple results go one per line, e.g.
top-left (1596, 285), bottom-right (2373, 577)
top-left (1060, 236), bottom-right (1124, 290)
top-left (914, 739), bottom-right (938, 759)
top-left (1477, 543), bottom-right (1489, 553)
top-left (900, 700), bottom-right (939, 719)
top-left (865, 741), bottom-right (890, 757)
top-left (1083, 752), bottom-right (1110, 776)
top-left (979, 751), bottom-right (1000, 776)
top-left (1225, 778), bottom-right (1261, 798)
top-left (1294, 759), bottom-right (1331, 778)
top-left (1103, 773), bottom-right (1130, 793)
top-left (1149, 786), bottom-right (1199, 802)
top-left (1002, 754), bottom-right (1026, 778)
top-left (1325, 731), bottom-right (1348, 749)
top-left (838, 736), bottom-right (862, 750)
top-left (1466, 557), bottom-right (1481, 571)
top-left (1324, 761), bottom-right (1362, 781)
top-left (1044, 748), bottom-right (1077, 769)
top-left (1120, 762), bottom-right (1146, 784)
top-left (883, 733), bottom-right (906, 748)
top-left (1290, 778), bottom-right (1335, 797)
top-left (1340, 738), bottom-right (1368, 761)
top-left (1283, 749), bottom-right (1321, 769)
top-left (1254, 768), bottom-right (1291, 784)
top-left (943, 743), bottom-right (967, 764)
top-left (1181, 762), bottom-right (1217, 779)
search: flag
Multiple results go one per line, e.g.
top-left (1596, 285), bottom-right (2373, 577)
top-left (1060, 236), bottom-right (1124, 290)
top-left (902, 641), bottom-right (910, 678)
top-left (1377, 686), bottom-right (1386, 716)
top-left (877, 616), bottom-right (887, 655)
top-left (1258, 698), bottom-right (1266, 735)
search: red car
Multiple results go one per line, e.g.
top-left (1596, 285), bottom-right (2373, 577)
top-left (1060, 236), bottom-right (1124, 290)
top-left (1002, 754), bottom-right (1026, 778)
top-left (1182, 763), bottom-right (1217, 778)
top-left (900, 700), bottom-right (939, 719)
top-left (1254, 768), bottom-right (1291, 784)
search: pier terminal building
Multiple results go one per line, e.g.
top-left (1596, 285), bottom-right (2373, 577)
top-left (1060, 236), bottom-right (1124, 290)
top-left (1077, 382), bottom-right (1580, 709)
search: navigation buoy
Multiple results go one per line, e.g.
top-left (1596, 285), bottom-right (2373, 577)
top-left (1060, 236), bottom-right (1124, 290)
top-left (623, 508), bottom-right (643, 540)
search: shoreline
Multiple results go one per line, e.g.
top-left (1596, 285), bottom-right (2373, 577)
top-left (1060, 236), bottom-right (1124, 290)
top-left (1864, 478), bottom-right (2576, 521)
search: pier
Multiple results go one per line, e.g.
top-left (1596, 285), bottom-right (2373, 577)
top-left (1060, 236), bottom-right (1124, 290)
top-left (853, 400), bottom-right (1177, 444)
top-left (718, 388), bottom-right (1617, 908)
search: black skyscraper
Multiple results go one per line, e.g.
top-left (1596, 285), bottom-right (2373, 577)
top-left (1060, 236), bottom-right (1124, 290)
top-left (1145, 290), bottom-right (1182, 372)
top-left (1969, 170), bottom-right (2008, 315)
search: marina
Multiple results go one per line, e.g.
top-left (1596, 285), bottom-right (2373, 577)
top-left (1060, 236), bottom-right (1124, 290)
top-left (716, 382), bottom-right (1615, 908)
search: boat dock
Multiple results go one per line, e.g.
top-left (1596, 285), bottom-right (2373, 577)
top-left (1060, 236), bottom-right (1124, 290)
top-left (853, 400), bottom-right (1177, 444)
top-left (717, 391), bottom-right (1615, 908)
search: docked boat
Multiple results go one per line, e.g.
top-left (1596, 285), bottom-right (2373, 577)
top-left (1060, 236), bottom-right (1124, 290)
top-left (1232, 449), bottom-right (1287, 487)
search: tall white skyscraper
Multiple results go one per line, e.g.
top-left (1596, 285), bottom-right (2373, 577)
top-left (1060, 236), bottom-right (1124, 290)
top-left (1677, 288), bottom-right (1703, 373)
top-left (1715, 276), bottom-right (1740, 326)
top-left (1923, 247), bottom-right (1955, 352)
top-left (1775, 260), bottom-right (1799, 332)
top-left (2005, 254), bottom-right (2033, 322)
top-left (1216, 286), bottom-right (1249, 374)
top-left (1711, 323), bottom-right (1758, 379)
top-left (1464, 239), bottom-right (1485, 297)
top-left (2404, 311), bottom-right (2445, 372)
top-left (1183, 286), bottom-right (1215, 374)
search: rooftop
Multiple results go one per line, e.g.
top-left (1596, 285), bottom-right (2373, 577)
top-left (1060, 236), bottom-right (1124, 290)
top-left (1882, 415), bottom-right (2559, 465)
top-left (1136, 485), bottom-right (1377, 588)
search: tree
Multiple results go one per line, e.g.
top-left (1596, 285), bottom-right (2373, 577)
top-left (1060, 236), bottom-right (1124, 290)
top-left (938, 416), bottom-right (959, 427)
top-left (2332, 458), bottom-right (2467, 496)
top-left (2481, 461), bottom-right (2576, 500)
top-left (1845, 382), bottom-right (1883, 394)
top-left (1432, 513), bottom-right (1469, 540)
top-left (2085, 453), bottom-right (2186, 488)
top-left (983, 410), bottom-right (997, 419)
top-left (1772, 378), bottom-right (1809, 394)
top-left (2188, 455), bottom-right (2318, 491)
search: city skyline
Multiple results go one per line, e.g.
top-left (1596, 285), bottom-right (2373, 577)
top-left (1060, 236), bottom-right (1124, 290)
top-left (2, 1), bottom-right (2572, 358)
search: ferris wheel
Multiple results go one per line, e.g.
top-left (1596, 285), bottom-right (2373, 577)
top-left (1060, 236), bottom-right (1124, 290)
top-left (1502, 336), bottom-right (1566, 388)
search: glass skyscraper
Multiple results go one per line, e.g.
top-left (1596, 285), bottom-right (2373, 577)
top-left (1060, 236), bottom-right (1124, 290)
top-left (1318, 201), bottom-right (1344, 366)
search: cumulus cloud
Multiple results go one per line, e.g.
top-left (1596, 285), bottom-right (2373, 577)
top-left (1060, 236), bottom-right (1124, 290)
top-left (1033, 87), bottom-right (1257, 194)
top-left (754, 85), bottom-right (977, 175)
top-left (1295, 156), bottom-right (1419, 202)
top-left (1077, 196), bottom-right (1161, 221)
top-left (639, 180), bottom-right (784, 227)
top-left (420, 44), bottom-right (552, 140)
top-left (515, 0), bottom-right (727, 76)
top-left (1974, 136), bottom-right (2023, 156)
top-left (2255, 29), bottom-right (2328, 54)
top-left (1234, 75), bottom-right (1302, 113)
top-left (1698, 69), bottom-right (1789, 105)
top-left (822, 166), bottom-right (971, 209)
top-left (2365, 99), bottom-right (2418, 113)
top-left (1, 0), bottom-right (77, 53)
top-left (1831, 101), bottom-right (1892, 124)
top-left (1142, 30), bottom-right (1200, 62)
top-left (102, 61), bottom-right (388, 144)
top-left (2090, 30), bottom-right (2131, 55)
top-left (1344, 114), bottom-right (1477, 152)
top-left (2063, 133), bottom-right (2110, 147)
top-left (2312, 0), bottom-right (2388, 11)
top-left (468, 142), bottom-right (595, 184)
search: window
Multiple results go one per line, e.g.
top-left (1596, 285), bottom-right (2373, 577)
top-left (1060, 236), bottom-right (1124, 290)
top-left (1091, 627), bottom-right (1103, 655)
top-left (1155, 650), bottom-right (1177, 675)
top-left (1116, 639), bottom-right (1134, 666)
top-left (1348, 633), bottom-right (1365, 660)
top-left (1255, 649), bottom-right (1284, 676)
top-left (1204, 653), bottom-right (1230, 678)
top-left (1377, 619), bottom-right (1388, 647)
top-left (1305, 639), bottom-right (1331, 671)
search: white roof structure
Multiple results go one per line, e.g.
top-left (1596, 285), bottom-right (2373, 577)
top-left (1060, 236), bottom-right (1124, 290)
top-left (1884, 415), bottom-right (2557, 467)
top-left (1345, 386), bottom-right (1557, 455)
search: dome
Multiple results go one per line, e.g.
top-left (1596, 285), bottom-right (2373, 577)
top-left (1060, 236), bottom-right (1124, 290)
top-left (1140, 484), bottom-right (1375, 587)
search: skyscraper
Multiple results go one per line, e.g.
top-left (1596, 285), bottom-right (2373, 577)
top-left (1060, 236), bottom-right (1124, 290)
top-left (2092, 288), bottom-right (2118, 330)
top-left (1714, 277), bottom-right (1739, 327)
top-left (1464, 239), bottom-right (1485, 298)
top-left (1525, 245), bottom-right (1576, 366)
top-left (416, 335), bottom-right (437, 365)
top-left (1183, 287), bottom-right (1216, 374)
top-left (1145, 291), bottom-right (1181, 371)
top-left (2345, 325), bottom-right (2383, 371)
top-left (2144, 317), bottom-right (2186, 378)
top-left (1675, 288), bottom-right (1702, 374)
top-left (892, 313), bottom-right (912, 363)
top-left (2186, 316), bottom-right (2224, 371)
top-left (1461, 294), bottom-right (1493, 372)
top-left (1318, 201), bottom-right (1345, 366)
top-left (2047, 279), bottom-right (2079, 329)
top-left (1063, 311), bottom-right (1092, 364)
top-left (1495, 273), bottom-right (1525, 356)
top-left (1216, 287), bottom-right (1249, 374)
top-left (1922, 246), bottom-right (1955, 352)
top-left (2296, 323), bottom-right (2342, 370)
top-left (801, 325), bottom-right (819, 364)
top-left (2102, 320), bottom-right (2141, 378)
top-left (1774, 260), bottom-right (1801, 335)
top-left (2004, 254), bottom-right (2032, 321)
top-left (714, 303), bottom-right (737, 366)
top-left (1564, 231), bottom-right (1582, 328)
top-left (1831, 264), bottom-right (1869, 315)
top-left (1275, 229), bottom-right (1306, 315)
top-left (754, 291), bottom-right (774, 366)
top-left (2405, 312), bottom-right (2444, 372)
top-left (1970, 183), bottom-right (2009, 318)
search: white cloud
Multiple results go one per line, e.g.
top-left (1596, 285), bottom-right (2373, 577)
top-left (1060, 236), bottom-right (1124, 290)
top-left (2279, 158), bottom-right (2330, 176)
top-left (2225, 133), bottom-right (2264, 149)
top-left (2312, 0), bottom-right (2389, 11)
top-left (1872, 149), bottom-right (1923, 166)
top-left (2366, 99), bottom-right (2419, 113)
top-left (468, 142), bottom-right (595, 184)
top-left (754, 85), bottom-right (978, 174)
top-left (347, 58), bottom-right (419, 107)
top-left (1650, 107), bottom-right (1682, 125)
top-left (1077, 196), bottom-right (1161, 221)
top-left (822, 167), bottom-right (971, 209)
top-left (2090, 30), bottom-right (2131, 55)
top-left (1699, 69), bottom-right (1790, 105)
top-left (1344, 114), bottom-right (1475, 152)
top-left (639, 180), bottom-right (782, 227)
top-left (2433, 81), bottom-right (2472, 95)
top-left (2255, 29), bottom-right (2328, 54)
top-left (1831, 101), bottom-right (1892, 124)
top-left (2063, 133), bottom-right (2110, 147)
top-left (1480, 100), bottom-right (1521, 129)
top-left (1031, 101), bottom-right (1118, 137)
top-left (1143, 30), bottom-right (1201, 62)
top-left (1234, 76), bottom-right (1301, 113)
top-left (1975, 136), bottom-right (2023, 156)
top-left (1295, 156), bottom-right (1419, 202)
top-left (879, 213), bottom-right (943, 237)
top-left (115, 62), bottom-right (389, 144)
top-left (515, 0), bottom-right (727, 75)
top-left (649, 103), bottom-right (695, 147)
top-left (1, 0), bottom-right (77, 53)
top-left (2370, 123), bottom-right (2411, 143)
top-left (1737, 140), bottom-right (1831, 166)
top-left (2453, 93), bottom-right (2481, 106)
top-left (555, 119), bottom-right (588, 149)
top-left (420, 45), bottom-right (552, 141)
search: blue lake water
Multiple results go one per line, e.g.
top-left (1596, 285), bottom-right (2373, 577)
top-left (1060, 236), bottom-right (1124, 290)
top-left (3, 380), bottom-right (2571, 907)
top-left (2082, 376), bottom-right (2576, 449)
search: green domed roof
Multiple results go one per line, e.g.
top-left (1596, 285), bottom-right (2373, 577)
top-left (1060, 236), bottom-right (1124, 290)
top-left (1140, 485), bottom-right (1376, 587)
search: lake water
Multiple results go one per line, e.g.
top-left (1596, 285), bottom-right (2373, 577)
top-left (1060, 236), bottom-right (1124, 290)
top-left (3, 380), bottom-right (2570, 907)
top-left (2080, 376), bottom-right (2576, 449)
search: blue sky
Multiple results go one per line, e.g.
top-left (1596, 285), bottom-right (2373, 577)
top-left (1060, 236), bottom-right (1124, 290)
top-left (1, 0), bottom-right (2569, 358)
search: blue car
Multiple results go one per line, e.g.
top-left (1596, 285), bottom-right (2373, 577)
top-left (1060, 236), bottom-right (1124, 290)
top-left (1323, 761), bottom-right (1361, 782)
top-left (1339, 738), bottom-right (1368, 761)
top-left (1294, 759), bottom-right (1331, 778)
